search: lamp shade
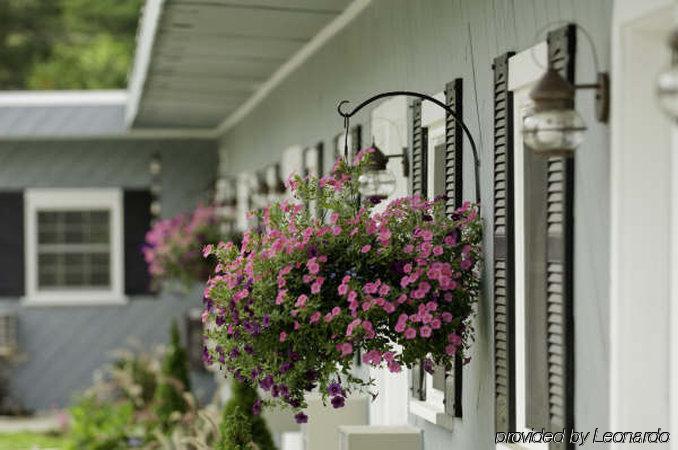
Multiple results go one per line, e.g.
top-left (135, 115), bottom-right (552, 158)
top-left (357, 145), bottom-right (396, 202)
top-left (523, 68), bottom-right (586, 156)
top-left (523, 109), bottom-right (586, 156)
top-left (358, 170), bottom-right (396, 201)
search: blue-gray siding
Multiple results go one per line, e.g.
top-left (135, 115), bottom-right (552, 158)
top-left (219, 1), bottom-right (612, 449)
top-left (0, 138), bottom-right (218, 410)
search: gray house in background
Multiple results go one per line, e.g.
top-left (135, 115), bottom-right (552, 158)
top-left (0, 91), bottom-right (218, 411)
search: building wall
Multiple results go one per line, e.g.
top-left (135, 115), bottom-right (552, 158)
top-left (0, 138), bottom-right (219, 411)
top-left (219, 1), bottom-right (612, 448)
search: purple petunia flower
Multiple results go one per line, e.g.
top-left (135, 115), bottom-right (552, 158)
top-left (328, 382), bottom-right (342, 397)
top-left (252, 399), bottom-right (262, 416)
top-left (422, 358), bottom-right (435, 375)
top-left (202, 346), bottom-right (213, 365)
top-left (279, 361), bottom-right (292, 374)
top-left (279, 384), bottom-right (289, 398)
top-left (331, 396), bottom-right (346, 409)
top-left (294, 412), bottom-right (309, 424)
top-left (259, 375), bottom-right (274, 391)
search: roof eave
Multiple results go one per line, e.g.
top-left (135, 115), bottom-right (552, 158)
top-left (125, 0), bottom-right (166, 129)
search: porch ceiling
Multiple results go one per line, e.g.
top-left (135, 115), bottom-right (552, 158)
top-left (128, 0), bottom-right (354, 130)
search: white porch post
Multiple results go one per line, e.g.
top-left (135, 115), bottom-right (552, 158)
top-left (610, 0), bottom-right (676, 446)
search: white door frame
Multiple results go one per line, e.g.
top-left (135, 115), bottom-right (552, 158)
top-left (610, 0), bottom-right (676, 445)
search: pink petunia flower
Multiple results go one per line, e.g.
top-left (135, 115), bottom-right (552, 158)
top-left (388, 360), bottom-right (402, 373)
top-left (337, 342), bottom-right (353, 357)
top-left (295, 294), bottom-right (308, 308)
top-left (202, 244), bottom-right (213, 258)
top-left (311, 277), bottom-right (325, 294)
top-left (404, 328), bottom-right (417, 340)
top-left (307, 258), bottom-right (320, 274)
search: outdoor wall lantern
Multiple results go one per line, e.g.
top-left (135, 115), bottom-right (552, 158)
top-left (357, 142), bottom-right (408, 202)
top-left (523, 54), bottom-right (609, 156)
top-left (338, 91), bottom-right (481, 204)
top-left (149, 152), bottom-right (162, 218)
top-left (657, 29), bottom-right (678, 120)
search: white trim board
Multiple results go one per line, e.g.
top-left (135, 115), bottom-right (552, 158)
top-left (609, 0), bottom-right (676, 445)
top-left (125, 0), bottom-right (165, 128)
top-left (0, 90), bottom-right (127, 107)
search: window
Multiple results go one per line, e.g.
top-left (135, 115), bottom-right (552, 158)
top-left (24, 189), bottom-right (125, 305)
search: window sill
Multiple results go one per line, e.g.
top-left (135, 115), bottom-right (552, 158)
top-left (409, 399), bottom-right (454, 431)
top-left (21, 295), bottom-right (129, 307)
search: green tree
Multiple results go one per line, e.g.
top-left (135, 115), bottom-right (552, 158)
top-left (219, 406), bottom-right (255, 450)
top-left (219, 380), bottom-right (276, 450)
top-left (0, 0), bottom-right (142, 90)
top-left (154, 320), bottom-right (192, 431)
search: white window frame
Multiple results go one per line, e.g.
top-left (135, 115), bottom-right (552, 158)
top-left (407, 92), bottom-right (455, 430)
top-left (23, 188), bottom-right (126, 306)
top-left (496, 41), bottom-right (549, 450)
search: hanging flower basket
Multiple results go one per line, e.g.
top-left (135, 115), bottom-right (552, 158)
top-left (144, 205), bottom-right (225, 291)
top-left (202, 149), bottom-right (482, 422)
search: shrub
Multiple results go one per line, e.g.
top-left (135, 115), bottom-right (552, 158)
top-left (154, 320), bottom-right (192, 431)
top-left (218, 405), bottom-right (256, 450)
top-left (219, 380), bottom-right (275, 450)
top-left (66, 395), bottom-right (136, 450)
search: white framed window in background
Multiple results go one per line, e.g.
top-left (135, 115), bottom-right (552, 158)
top-left (23, 188), bottom-right (125, 305)
top-left (408, 92), bottom-right (451, 426)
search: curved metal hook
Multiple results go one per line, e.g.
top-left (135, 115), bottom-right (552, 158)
top-left (336, 91), bottom-right (481, 204)
top-left (337, 100), bottom-right (351, 118)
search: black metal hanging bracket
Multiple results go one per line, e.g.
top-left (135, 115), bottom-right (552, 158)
top-left (337, 91), bottom-right (481, 204)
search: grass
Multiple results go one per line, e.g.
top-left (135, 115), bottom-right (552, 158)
top-left (0, 431), bottom-right (65, 449)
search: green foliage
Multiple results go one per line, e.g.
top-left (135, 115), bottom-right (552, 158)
top-left (218, 405), bottom-right (256, 450)
top-left (219, 381), bottom-right (276, 450)
top-left (155, 320), bottom-right (192, 431)
top-left (66, 395), bottom-right (136, 450)
top-left (0, 0), bottom-right (142, 90)
top-left (111, 346), bottom-right (159, 407)
top-left (0, 431), bottom-right (66, 449)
